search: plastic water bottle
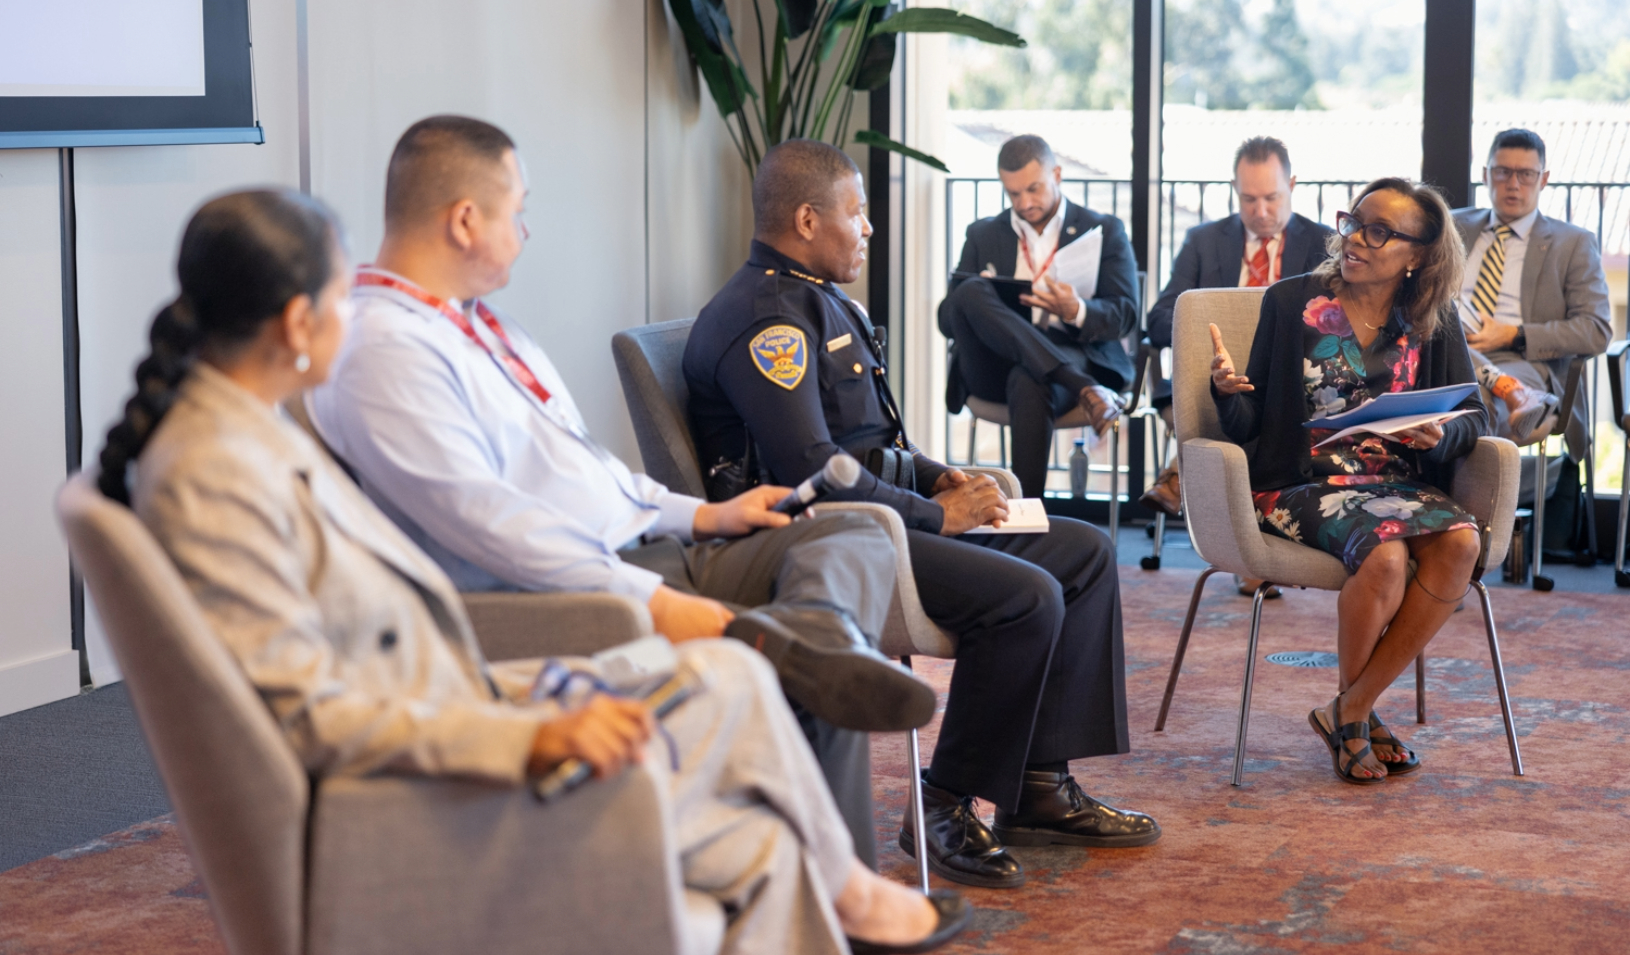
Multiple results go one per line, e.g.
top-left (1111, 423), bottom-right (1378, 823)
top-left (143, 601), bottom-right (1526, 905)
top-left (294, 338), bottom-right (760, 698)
top-left (1069, 440), bottom-right (1089, 498)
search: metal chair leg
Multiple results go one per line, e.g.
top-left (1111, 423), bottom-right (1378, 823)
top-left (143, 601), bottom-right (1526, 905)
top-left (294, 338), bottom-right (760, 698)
top-left (899, 655), bottom-right (931, 892)
top-left (1472, 580), bottom-right (1524, 776)
top-left (1531, 446), bottom-right (1553, 591)
top-left (1108, 418), bottom-right (1122, 543)
top-left (1231, 582), bottom-right (1270, 787)
top-left (999, 424), bottom-right (1008, 469)
top-left (966, 416), bottom-right (978, 468)
top-left (1415, 652), bottom-right (1426, 724)
top-left (1616, 441), bottom-right (1630, 587)
top-left (1155, 566), bottom-right (1217, 730)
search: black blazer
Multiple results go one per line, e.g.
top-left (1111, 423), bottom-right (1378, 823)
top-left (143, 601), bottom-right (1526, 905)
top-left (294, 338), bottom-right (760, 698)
top-left (1147, 212), bottom-right (1334, 349)
top-left (938, 202), bottom-right (1138, 412)
top-left (1214, 274), bottom-right (1489, 494)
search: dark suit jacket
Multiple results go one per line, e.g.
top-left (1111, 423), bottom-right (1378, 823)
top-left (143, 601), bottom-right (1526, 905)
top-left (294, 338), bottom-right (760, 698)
top-left (1146, 212), bottom-right (1335, 349)
top-left (1145, 212), bottom-right (1334, 404)
top-left (937, 202), bottom-right (1138, 412)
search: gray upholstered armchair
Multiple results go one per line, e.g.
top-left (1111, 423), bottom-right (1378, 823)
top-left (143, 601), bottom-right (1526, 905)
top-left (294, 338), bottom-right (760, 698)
top-left (56, 473), bottom-right (724, 955)
top-left (610, 317), bottom-right (1019, 892)
top-left (1153, 287), bottom-right (1525, 786)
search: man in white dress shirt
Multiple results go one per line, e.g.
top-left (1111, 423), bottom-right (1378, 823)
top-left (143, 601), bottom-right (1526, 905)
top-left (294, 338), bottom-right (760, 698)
top-left (309, 115), bottom-right (933, 864)
top-left (1452, 128), bottom-right (1612, 452)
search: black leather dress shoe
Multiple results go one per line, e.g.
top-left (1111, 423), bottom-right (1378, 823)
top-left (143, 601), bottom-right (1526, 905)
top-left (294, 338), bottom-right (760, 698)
top-left (898, 772), bottom-right (1024, 889)
top-left (992, 771), bottom-right (1161, 848)
top-left (724, 609), bottom-right (936, 733)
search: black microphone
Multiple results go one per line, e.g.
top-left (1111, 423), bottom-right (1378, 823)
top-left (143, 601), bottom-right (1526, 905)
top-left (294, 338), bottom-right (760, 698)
top-left (771, 452), bottom-right (863, 516)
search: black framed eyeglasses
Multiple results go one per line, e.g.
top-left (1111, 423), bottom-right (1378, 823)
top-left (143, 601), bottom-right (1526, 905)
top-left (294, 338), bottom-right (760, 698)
top-left (1336, 211), bottom-right (1425, 249)
top-left (1488, 165), bottom-right (1543, 186)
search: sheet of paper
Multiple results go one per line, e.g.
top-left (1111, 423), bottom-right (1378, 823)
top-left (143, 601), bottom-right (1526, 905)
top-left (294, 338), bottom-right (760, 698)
top-left (1047, 226), bottom-right (1102, 300)
top-left (1310, 408), bottom-right (1479, 449)
top-left (962, 497), bottom-right (1051, 535)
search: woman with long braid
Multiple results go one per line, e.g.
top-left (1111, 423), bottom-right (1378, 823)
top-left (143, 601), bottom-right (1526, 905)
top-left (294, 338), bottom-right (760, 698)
top-left (99, 188), bottom-right (967, 955)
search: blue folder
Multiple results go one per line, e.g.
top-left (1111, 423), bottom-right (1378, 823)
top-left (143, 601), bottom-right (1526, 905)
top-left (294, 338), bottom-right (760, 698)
top-left (1302, 383), bottom-right (1479, 430)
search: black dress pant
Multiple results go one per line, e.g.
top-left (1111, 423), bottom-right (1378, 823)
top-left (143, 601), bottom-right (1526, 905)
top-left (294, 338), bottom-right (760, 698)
top-left (907, 515), bottom-right (1128, 813)
top-left (944, 278), bottom-right (1097, 496)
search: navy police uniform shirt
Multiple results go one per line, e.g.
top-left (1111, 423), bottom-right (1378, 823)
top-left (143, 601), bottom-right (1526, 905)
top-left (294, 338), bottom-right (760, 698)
top-left (686, 240), bottom-right (951, 533)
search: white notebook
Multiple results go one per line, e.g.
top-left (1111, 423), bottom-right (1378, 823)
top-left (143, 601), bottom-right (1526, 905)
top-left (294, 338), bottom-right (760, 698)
top-left (962, 497), bottom-right (1051, 535)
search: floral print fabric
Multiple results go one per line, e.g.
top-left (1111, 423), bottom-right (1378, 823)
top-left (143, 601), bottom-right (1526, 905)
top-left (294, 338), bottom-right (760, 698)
top-left (1252, 296), bottom-right (1475, 573)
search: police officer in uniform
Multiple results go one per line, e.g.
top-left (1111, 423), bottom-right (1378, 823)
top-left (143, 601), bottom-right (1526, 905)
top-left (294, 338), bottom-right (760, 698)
top-left (685, 139), bottom-right (1160, 890)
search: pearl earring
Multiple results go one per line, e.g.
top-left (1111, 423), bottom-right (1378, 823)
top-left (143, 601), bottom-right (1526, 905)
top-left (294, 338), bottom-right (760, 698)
top-left (1405, 268), bottom-right (1414, 278)
top-left (295, 353), bottom-right (311, 373)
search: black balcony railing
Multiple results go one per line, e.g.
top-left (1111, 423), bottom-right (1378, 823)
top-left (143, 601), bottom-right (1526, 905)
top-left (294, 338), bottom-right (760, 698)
top-left (942, 176), bottom-right (1630, 499)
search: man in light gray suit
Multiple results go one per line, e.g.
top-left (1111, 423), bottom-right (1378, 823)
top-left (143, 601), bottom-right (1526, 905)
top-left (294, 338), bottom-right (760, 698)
top-left (1453, 128), bottom-right (1612, 455)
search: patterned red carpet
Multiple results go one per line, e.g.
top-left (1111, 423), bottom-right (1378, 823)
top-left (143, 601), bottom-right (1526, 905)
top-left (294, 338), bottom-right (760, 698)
top-left (4, 569), bottom-right (1627, 954)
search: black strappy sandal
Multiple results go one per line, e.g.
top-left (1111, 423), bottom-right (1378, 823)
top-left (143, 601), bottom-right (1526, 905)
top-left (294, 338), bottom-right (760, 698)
top-left (1367, 710), bottom-right (1421, 775)
top-left (1307, 695), bottom-right (1386, 786)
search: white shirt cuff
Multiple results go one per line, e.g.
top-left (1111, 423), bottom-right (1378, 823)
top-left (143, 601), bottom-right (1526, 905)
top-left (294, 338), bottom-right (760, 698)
top-left (651, 492), bottom-right (705, 543)
top-left (1071, 298), bottom-right (1087, 327)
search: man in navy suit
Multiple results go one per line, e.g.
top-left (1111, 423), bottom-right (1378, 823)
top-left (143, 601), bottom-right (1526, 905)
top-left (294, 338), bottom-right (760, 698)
top-left (938, 135), bottom-right (1139, 497)
top-left (1140, 137), bottom-right (1335, 526)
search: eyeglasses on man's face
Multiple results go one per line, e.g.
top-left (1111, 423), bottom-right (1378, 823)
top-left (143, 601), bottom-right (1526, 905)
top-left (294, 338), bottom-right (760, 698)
top-left (1488, 166), bottom-right (1543, 186)
top-left (1336, 211), bottom-right (1425, 250)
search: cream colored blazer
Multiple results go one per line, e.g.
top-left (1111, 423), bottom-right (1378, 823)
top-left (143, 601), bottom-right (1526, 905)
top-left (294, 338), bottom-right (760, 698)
top-left (135, 365), bottom-right (546, 784)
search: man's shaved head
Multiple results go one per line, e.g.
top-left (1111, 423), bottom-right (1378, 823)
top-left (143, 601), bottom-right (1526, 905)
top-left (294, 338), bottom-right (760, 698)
top-left (384, 115), bottom-right (517, 230)
top-left (752, 139), bottom-right (860, 238)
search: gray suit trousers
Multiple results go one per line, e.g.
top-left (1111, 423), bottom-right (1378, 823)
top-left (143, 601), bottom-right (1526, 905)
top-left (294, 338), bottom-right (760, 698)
top-left (622, 510), bottom-right (896, 868)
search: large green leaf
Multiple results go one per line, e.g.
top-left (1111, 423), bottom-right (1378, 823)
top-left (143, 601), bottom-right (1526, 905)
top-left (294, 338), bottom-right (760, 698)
top-left (854, 129), bottom-right (950, 172)
top-left (668, 0), bottom-right (755, 117)
top-left (817, 0), bottom-right (868, 63)
top-left (850, 3), bottom-right (898, 90)
top-left (869, 8), bottom-right (1025, 47)
top-left (775, 0), bottom-right (821, 39)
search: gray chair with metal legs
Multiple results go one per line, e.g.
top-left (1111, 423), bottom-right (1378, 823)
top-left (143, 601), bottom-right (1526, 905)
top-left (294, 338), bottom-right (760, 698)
top-left (1606, 339), bottom-right (1630, 588)
top-left (956, 272), bottom-right (1147, 541)
top-left (612, 318), bottom-right (1019, 893)
top-left (1517, 355), bottom-right (1593, 591)
top-left (1154, 288), bottom-right (1525, 786)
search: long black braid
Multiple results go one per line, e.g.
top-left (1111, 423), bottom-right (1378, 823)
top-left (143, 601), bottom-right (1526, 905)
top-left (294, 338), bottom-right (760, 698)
top-left (97, 189), bottom-right (339, 504)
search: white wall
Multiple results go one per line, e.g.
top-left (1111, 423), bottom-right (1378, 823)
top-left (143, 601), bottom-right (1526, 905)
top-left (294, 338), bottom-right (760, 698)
top-left (0, 149), bottom-right (78, 715)
top-left (309, 0), bottom-right (651, 455)
top-left (0, 0), bottom-right (762, 709)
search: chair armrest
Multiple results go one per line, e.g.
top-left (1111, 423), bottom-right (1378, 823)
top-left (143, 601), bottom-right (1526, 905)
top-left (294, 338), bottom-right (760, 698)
top-left (1607, 339), bottom-right (1628, 432)
top-left (461, 592), bottom-right (654, 661)
top-left (306, 765), bottom-right (707, 955)
top-left (1450, 436), bottom-right (1521, 571)
top-left (1179, 438), bottom-right (1265, 575)
top-left (963, 467), bottom-right (1022, 499)
top-left (816, 502), bottom-right (957, 659)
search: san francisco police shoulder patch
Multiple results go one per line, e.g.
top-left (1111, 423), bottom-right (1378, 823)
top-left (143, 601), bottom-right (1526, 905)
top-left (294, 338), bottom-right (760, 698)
top-left (749, 324), bottom-right (808, 390)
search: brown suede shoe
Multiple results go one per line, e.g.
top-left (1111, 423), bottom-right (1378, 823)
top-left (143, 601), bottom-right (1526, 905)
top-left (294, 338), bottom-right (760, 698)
top-left (1138, 464), bottom-right (1182, 517)
top-left (1078, 385), bottom-right (1124, 437)
top-left (1502, 384), bottom-right (1559, 445)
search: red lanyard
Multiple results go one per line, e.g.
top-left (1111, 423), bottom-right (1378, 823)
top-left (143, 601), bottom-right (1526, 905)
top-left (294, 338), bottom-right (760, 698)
top-left (1017, 229), bottom-right (1059, 283)
top-left (355, 268), bottom-right (552, 406)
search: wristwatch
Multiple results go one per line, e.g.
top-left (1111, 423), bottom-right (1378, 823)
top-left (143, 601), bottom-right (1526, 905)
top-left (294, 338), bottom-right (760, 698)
top-left (1512, 329), bottom-right (1527, 354)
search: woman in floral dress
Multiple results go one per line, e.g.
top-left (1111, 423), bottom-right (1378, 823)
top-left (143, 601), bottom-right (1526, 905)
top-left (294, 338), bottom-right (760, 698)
top-left (1211, 178), bottom-right (1488, 785)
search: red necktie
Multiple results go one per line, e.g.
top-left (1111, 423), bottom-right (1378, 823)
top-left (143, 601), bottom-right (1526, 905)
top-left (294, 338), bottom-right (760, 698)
top-left (1246, 240), bottom-right (1272, 288)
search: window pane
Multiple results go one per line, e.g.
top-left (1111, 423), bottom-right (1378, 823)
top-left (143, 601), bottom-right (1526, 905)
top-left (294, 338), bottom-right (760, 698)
top-left (1159, 0), bottom-right (1424, 287)
top-left (1473, 0), bottom-right (1630, 491)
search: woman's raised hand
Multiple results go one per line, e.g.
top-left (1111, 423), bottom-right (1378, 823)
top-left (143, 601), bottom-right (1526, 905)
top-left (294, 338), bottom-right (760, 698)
top-left (1209, 323), bottom-right (1254, 395)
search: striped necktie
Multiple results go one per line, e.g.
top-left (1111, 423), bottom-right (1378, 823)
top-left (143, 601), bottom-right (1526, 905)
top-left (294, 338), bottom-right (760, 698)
top-left (1245, 240), bottom-right (1272, 287)
top-left (1469, 224), bottom-right (1515, 321)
